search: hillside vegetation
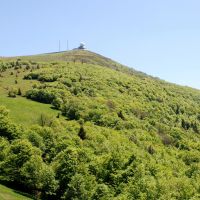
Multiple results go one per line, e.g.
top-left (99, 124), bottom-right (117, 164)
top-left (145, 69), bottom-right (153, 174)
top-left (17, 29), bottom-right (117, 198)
top-left (1, 50), bottom-right (200, 199)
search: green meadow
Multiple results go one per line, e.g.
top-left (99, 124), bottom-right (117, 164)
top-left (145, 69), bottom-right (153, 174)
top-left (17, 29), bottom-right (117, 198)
top-left (0, 64), bottom-right (61, 126)
top-left (0, 96), bottom-right (59, 126)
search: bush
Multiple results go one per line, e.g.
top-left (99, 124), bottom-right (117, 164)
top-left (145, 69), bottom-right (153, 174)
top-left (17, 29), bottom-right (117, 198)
top-left (26, 89), bottom-right (55, 104)
top-left (38, 74), bottom-right (59, 82)
top-left (38, 113), bottom-right (54, 127)
top-left (78, 126), bottom-right (87, 140)
top-left (62, 100), bottom-right (85, 120)
top-left (8, 89), bottom-right (17, 98)
top-left (52, 97), bottom-right (63, 109)
top-left (24, 72), bottom-right (39, 80)
top-left (17, 88), bottom-right (22, 95)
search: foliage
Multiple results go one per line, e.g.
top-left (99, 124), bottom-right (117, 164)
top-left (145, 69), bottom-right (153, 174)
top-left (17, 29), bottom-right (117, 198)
top-left (1, 51), bottom-right (200, 199)
top-left (8, 88), bottom-right (17, 98)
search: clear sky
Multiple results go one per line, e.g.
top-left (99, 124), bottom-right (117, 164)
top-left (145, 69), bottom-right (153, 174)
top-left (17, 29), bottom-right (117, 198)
top-left (1, 0), bottom-right (200, 89)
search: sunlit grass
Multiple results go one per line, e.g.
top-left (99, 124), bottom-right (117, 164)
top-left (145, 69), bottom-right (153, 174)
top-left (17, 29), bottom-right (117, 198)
top-left (0, 184), bottom-right (33, 200)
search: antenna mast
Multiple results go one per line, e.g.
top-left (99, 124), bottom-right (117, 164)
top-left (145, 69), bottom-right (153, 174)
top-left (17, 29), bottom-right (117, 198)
top-left (67, 40), bottom-right (69, 51)
top-left (59, 40), bottom-right (61, 52)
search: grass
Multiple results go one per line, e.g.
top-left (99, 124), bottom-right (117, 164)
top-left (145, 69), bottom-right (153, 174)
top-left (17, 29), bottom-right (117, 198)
top-left (0, 184), bottom-right (33, 200)
top-left (2, 50), bottom-right (119, 67)
top-left (0, 66), bottom-right (62, 126)
top-left (0, 95), bottom-right (60, 126)
top-left (2, 50), bottom-right (140, 76)
top-left (20, 50), bottom-right (119, 67)
top-left (1, 50), bottom-right (146, 81)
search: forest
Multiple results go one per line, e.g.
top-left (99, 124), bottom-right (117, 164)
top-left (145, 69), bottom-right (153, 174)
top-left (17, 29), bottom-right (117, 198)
top-left (1, 50), bottom-right (200, 199)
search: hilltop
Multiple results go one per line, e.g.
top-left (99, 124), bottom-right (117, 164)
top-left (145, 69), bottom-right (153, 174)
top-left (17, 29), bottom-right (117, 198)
top-left (1, 50), bottom-right (200, 199)
top-left (4, 49), bottom-right (147, 77)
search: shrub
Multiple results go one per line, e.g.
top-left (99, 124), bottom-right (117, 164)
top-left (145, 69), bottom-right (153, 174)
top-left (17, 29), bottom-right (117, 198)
top-left (17, 88), bottom-right (22, 95)
top-left (8, 89), bottom-right (17, 98)
top-left (38, 113), bottom-right (53, 127)
top-left (62, 100), bottom-right (85, 120)
top-left (24, 72), bottom-right (39, 80)
top-left (147, 145), bottom-right (155, 155)
top-left (38, 74), bottom-right (59, 82)
top-left (26, 89), bottom-right (55, 104)
top-left (78, 125), bottom-right (87, 140)
top-left (52, 97), bottom-right (63, 109)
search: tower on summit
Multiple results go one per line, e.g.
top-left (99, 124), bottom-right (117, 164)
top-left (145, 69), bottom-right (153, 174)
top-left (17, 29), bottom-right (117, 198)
top-left (78, 42), bottom-right (86, 50)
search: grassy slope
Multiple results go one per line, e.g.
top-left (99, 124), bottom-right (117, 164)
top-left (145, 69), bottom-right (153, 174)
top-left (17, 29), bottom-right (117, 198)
top-left (5, 49), bottom-right (146, 77)
top-left (20, 50), bottom-right (121, 66)
top-left (0, 62), bottom-right (61, 126)
top-left (0, 96), bottom-right (59, 126)
top-left (0, 184), bottom-right (33, 200)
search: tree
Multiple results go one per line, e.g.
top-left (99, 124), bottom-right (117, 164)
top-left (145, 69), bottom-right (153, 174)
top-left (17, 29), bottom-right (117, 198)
top-left (0, 137), bottom-right (10, 161)
top-left (52, 97), bottom-right (63, 109)
top-left (62, 173), bottom-right (97, 200)
top-left (92, 184), bottom-right (114, 200)
top-left (0, 139), bottom-right (41, 182)
top-left (53, 148), bottom-right (81, 198)
top-left (78, 125), bottom-right (87, 140)
top-left (17, 88), bottom-right (22, 95)
top-left (8, 89), bottom-right (17, 98)
top-left (20, 155), bottom-right (58, 198)
top-left (0, 115), bottom-right (22, 140)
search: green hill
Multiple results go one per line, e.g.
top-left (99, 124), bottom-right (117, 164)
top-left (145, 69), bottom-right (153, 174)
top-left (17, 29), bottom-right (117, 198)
top-left (1, 50), bottom-right (200, 199)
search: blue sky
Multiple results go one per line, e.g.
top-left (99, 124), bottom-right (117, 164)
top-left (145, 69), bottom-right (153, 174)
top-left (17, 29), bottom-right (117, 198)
top-left (1, 0), bottom-right (200, 89)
